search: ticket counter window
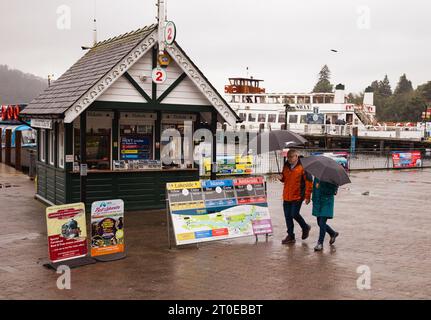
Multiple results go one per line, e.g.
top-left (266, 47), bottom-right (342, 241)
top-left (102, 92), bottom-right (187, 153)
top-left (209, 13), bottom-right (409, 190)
top-left (120, 124), bottom-right (153, 160)
top-left (73, 113), bottom-right (112, 170)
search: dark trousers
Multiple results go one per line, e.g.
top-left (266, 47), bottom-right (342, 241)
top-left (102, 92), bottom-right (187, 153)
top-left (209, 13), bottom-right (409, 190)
top-left (317, 216), bottom-right (336, 244)
top-left (283, 200), bottom-right (308, 238)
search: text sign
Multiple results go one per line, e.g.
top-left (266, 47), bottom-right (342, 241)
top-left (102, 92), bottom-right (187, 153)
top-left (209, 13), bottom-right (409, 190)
top-left (152, 67), bottom-right (167, 84)
top-left (31, 119), bottom-right (52, 129)
top-left (46, 203), bottom-right (87, 263)
top-left (91, 200), bottom-right (125, 257)
top-left (164, 21), bottom-right (176, 45)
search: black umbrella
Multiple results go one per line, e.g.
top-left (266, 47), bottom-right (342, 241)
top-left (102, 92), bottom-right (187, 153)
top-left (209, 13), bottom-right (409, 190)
top-left (300, 155), bottom-right (351, 186)
top-left (244, 130), bottom-right (308, 173)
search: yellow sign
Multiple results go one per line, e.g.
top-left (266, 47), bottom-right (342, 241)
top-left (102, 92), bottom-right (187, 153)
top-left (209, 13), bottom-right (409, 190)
top-left (166, 181), bottom-right (202, 190)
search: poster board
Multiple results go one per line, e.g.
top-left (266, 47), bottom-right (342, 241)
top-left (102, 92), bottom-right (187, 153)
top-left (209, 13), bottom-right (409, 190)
top-left (46, 203), bottom-right (88, 263)
top-left (392, 151), bottom-right (422, 168)
top-left (91, 200), bottom-right (125, 257)
top-left (167, 177), bottom-right (273, 246)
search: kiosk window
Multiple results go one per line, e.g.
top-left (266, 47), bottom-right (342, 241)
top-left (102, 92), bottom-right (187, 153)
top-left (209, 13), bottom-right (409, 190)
top-left (74, 127), bottom-right (111, 170)
top-left (48, 130), bottom-right (55, 165)
top-left (40, 129), bottom-right (46, 162)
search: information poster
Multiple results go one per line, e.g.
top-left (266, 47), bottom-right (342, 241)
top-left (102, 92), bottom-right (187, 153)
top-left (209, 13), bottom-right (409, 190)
top-left (120, 135), bottom-right (152, 160)
top-left (91, 200), bottom-right (125, 257)
top-left (167, 177), bottom-right (273, 246)
top-left (166, 181), bottom-right (207, 215)
top-left (46, 203), bottom-right (87, 263)
top-left (202, 179), bottom-right (237, 212)
top-left (392, 151), bottom-right (422, 168)
top-left (233, 177), bottom-right (266, 204)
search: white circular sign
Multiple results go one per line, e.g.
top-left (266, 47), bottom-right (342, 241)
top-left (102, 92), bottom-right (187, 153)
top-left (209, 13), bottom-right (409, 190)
top-left (246, 184), bottom-right (253, 191)
top-left (182, 189), bottom-right (189, 196)
top-left (164, 21), bottom-right (176, 45)
top-left (313, 114), bottom-right (319, 121)
top-left (215, 186), bottom-right (222, 194)
top-left (152, 67), bottom-right (167, 84)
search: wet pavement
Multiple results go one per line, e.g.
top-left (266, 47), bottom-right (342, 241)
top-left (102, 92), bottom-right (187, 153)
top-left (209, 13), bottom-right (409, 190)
top-left (1, 162), bottom-right (430, 300)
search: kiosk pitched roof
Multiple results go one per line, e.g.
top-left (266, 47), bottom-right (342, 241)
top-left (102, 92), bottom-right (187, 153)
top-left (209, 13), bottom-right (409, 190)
top-left (21, 25), bottom-right (157, 116)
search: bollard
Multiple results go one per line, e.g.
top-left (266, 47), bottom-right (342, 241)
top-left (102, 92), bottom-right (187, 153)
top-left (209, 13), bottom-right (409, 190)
top-left (15, 130), bottom-right (22, 171)
top-left (5, 129), bottom-right (12, 166)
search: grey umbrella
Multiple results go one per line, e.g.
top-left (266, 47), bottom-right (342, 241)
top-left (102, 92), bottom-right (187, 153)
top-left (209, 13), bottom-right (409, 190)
top-left (300, 155), bottom-right (351, 186)
top-left (244, 130), bottom-right (308, 173)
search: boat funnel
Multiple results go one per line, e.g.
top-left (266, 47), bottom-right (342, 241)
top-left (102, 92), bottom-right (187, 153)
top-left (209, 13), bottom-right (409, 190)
top-left (334, 84), bottom-right (345, 103)
top-left (363, 86), bottom-right (374, 105)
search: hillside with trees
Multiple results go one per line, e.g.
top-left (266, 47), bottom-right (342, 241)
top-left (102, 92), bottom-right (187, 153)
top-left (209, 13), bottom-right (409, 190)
top-left (312, 65), bottom-right (430, 123)
top-left (0, 65), bottom-right (47, 105)
top-left (363, 74), bottom-right (429, 122)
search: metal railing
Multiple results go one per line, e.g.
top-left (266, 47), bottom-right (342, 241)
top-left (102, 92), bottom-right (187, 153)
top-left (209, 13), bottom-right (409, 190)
top-left (253, 148), bottom-right (431, 174)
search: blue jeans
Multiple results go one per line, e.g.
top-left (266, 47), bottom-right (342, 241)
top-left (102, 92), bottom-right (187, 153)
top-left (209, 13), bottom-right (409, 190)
top-left (283, 201), bottom-right (308, 238)
top-left (317, 216), bottom-right (336, 244)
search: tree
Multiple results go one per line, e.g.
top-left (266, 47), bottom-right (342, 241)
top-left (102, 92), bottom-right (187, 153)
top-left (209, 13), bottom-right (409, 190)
top-left (394, 73), bottom-right (413, 95)
top-left (379, 75), bottom-right (392, 97)
top-left (417, 81), bottom-right (431, 101)
top-left (312, 65), bottom-right (333, 93)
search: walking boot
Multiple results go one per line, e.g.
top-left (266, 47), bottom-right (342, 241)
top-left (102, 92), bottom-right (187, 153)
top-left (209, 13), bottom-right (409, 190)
top-left (302, 224), bottom-right (311, 240)
top-left (281, 235), bottom-right (296, 245)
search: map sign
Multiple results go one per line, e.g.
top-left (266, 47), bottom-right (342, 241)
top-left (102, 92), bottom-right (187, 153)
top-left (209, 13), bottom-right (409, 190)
top-left (46, 203), bottom-right (87, 263)
top-left (91, 200), bottom-right (125, 257)
top-left (167, 177), bottom-right (273, 246)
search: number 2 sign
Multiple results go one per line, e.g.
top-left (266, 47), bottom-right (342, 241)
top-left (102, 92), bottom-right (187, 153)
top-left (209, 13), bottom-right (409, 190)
top-left (164, 21), bottom-right (176, 45)
top-left (152, 67), bottom-right (167, 84)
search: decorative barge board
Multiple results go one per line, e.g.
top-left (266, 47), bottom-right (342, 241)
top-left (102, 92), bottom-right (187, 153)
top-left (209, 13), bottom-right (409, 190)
top-left (21, 24), bottom-right (239, 212)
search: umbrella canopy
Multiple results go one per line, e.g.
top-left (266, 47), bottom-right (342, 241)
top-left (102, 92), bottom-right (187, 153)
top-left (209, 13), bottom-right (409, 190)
top-left (300, 155), bottom-right (351, 186)
top-left (244, 130), bottom-right (308, 156)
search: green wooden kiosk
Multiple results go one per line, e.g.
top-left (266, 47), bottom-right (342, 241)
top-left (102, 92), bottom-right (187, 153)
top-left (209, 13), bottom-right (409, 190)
top-left (21, 24), bottom-right (239, 211)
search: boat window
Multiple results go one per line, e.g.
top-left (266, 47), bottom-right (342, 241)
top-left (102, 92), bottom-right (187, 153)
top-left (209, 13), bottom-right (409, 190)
top-left (21, 130), bottom-right (36, 146)
top-left (239, 113), bottom-right (247, 121)
top-left (248, 113), bottom-right (256, 122)
top-left (268, 114), bottom-right (277, 123)
top-left (278, 112), bottom-right (286, 123)
top-left (258, 114), bottom-right (266, 122)
top-left (289, 115), bottom-right (298, 124)
top-left (300, 115), bottom-right (307, 124)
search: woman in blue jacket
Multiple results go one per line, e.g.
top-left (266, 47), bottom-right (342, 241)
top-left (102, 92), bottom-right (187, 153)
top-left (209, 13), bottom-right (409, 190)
top-left (312, 178), bottom-right (339, 251)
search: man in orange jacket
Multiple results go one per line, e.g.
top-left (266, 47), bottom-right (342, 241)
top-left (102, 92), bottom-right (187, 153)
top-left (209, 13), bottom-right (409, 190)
top-left (279, 149), bottom-right (313, 244)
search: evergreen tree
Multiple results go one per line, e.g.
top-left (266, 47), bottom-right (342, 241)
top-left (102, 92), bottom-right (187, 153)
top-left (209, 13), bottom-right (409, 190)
top-left (312, 65), bottom-right (333, 93)
top-left (378, 75), bottom-right (392, 97)
top-left (394, 74), bottom-right (413, 95)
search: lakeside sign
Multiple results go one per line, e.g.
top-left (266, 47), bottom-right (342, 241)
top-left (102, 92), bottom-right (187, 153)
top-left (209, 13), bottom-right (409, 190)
top-left (166, 177), bottom-right (273, 246)
top-left (46, 203), bottom-right (88, 263)
top-left (91, 200), bottom-right (125, 257)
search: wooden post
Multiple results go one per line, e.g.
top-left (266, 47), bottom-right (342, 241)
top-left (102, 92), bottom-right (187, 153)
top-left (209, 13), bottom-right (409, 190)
top-left (15, 130), bottom-right (22, 171)
top-left (210, 110), bottom-right (217, 180)
top-left (80, 112), bottom-right (87, 205)
top-left (5, 129), bottom-right (12, 166)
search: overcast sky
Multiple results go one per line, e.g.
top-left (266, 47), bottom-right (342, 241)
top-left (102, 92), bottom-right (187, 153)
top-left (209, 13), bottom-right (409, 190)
top-left (1, 0), bottom-right (430, 94)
